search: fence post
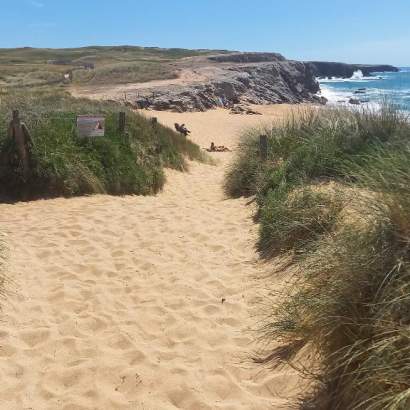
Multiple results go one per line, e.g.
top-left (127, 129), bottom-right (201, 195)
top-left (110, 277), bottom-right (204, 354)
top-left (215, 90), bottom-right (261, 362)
top-left (259, 135), bottom-right (268, 161)
top-left (8, 110), bottom-right (32, 181)
top-left (118, 111), bottom-right (126, 133)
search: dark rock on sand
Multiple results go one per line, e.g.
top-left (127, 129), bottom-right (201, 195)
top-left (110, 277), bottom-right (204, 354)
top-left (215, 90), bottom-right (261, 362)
top-left (229, 105), bottom-right (262, 115)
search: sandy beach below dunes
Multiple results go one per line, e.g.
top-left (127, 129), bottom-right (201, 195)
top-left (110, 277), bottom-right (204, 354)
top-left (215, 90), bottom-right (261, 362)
top-left (0, 106), bottom-right (302, 409)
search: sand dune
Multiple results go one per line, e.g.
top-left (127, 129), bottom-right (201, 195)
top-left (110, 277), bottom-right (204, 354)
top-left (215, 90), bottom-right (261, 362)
top-left (0, 106), bottom-right (301, 409)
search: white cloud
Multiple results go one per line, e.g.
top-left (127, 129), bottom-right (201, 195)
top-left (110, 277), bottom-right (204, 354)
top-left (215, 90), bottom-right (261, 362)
top-left (29, 0), bottom-right (45, 7)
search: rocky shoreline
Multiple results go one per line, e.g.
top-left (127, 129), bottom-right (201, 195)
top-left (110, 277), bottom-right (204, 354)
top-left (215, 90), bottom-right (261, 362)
top-left (115, 53), bottom-right (398, 113)
top-left (130, 53), bottom-right (324, 112)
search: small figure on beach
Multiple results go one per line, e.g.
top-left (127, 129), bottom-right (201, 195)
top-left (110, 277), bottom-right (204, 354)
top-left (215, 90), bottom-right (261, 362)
top-left (174, 123), bottom-right (191, 136)
top-left (207, 142), bottom-right (231, 152)
top-left (95, 121), bottom-right (104, 130)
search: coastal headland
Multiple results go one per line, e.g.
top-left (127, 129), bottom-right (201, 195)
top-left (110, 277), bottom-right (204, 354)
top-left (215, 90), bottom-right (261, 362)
top-left (70, 50), bottom-right (398, 112)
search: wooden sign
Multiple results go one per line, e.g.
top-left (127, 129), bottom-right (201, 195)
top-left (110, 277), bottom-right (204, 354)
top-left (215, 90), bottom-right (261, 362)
top-left (77, 115), bottom-right (105, 137)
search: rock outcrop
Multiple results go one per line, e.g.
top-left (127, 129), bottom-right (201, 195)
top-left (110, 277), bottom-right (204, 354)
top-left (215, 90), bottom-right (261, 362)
top-left (132, 53), bottom-right (324, 112)
top-left (308, 61), bottom-right (399, 78)
top-left (120, 53), bottom-right (398, 113)
top-left (208, 52), bottom-right (286, 63)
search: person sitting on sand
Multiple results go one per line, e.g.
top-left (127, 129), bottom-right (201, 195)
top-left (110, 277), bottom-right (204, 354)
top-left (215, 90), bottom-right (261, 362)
top-left (174, 123), bottom-right (191, 136)
top-left (206, 142), bottom-right (231, 152)
top-left (95, 121), bottom-right (103, 130)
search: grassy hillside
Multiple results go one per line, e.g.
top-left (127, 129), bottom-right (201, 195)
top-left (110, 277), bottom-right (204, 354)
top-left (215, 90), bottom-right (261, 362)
top-left (0, 89), bottom-right (205, 201)
top-left (225, 107), bottom-right (410, 409)
top-left (0, 45), bottom-right (229, 88)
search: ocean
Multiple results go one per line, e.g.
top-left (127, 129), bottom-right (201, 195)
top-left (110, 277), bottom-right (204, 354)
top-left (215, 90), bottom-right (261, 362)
top-left (318, 68), bottom-right (410, 111)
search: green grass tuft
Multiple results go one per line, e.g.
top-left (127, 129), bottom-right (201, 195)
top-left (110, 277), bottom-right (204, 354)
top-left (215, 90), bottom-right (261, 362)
top-left (258, 185), bottom-right (345, 258)
top-left (0, 89), bottom-right (204, 201)
top-left (225, 107), bottom-right (409, 201)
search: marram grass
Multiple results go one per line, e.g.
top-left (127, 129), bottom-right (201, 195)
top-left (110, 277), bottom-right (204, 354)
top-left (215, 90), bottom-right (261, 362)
top-left (0, 89), bottom-right (205, 201)
top-left (226, 105), bottom-right (410, 409)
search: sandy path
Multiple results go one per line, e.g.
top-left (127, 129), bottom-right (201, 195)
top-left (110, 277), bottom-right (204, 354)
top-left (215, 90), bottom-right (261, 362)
top-left (70, 67), bottom-right (212, 101)
top-left (0, 107), bottom-right (300, 409)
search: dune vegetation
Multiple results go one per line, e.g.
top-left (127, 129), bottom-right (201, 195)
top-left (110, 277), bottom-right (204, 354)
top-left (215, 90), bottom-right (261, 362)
top-left (225, 106), bottom-right (410, 409)
top-left (0, 89), bottom-right (205, 201)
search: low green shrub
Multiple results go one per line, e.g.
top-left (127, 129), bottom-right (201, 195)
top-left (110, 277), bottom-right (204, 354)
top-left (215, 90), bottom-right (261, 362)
top-left (0, 90), bottom-right (204, 201)
top-left (225, 107), bottom-right (409, 202)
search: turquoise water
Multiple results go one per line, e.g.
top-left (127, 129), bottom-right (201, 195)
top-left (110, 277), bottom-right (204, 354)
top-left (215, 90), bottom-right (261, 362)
top-left (319, 68), bottom-right (410, 111)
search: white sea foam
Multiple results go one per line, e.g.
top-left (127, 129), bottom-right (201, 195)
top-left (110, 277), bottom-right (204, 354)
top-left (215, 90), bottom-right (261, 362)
top-left (351, 70), bottom-right (364, 80)
top-left (318, 68), bottom-right (410, 112)
top-left (318, 86), bottom-right (350, 104)
top-left (318, 85), bottom-right (381, 111)
top-left (319, 76), bottom-right (385, 84)
top-left (319, 70), bottom-right (386, 84)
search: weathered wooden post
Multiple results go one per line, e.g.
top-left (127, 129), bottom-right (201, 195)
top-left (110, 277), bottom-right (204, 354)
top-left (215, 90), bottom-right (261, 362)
top-left (118, 112), bottom-right (126, 133)
top-left (259, 134), bottom-right (268, 161)
top-left (8, 110), bottom-right (33, 181)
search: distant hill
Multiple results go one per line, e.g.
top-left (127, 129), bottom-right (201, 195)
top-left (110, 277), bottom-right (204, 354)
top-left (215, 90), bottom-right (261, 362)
top-left (0, 45), bottom-right (231, 88)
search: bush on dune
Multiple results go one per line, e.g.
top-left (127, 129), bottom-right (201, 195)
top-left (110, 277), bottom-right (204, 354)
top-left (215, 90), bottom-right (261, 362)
top-left (225, 106), bottom-right (408, 201)
top-left (0, 90), bottom-right (204, 201)
top-left (226, 105), bottom-right (410, 409)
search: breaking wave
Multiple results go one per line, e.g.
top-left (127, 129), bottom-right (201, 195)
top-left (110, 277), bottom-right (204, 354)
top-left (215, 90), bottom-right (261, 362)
top-left (318, 68), bottom-right (410, 111)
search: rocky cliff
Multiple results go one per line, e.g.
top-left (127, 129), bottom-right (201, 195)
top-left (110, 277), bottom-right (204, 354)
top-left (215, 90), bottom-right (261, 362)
top-left (132, 53), bottom-right (323, 112)
top-left (308, 61), bottom-right (399, 78)
top-left (208, 52), bottom-right (286, 63)
top-left (72, 51), bottom-right (399, 112)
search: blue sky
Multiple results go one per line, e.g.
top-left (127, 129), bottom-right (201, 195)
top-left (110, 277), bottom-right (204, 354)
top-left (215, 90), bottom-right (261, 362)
top-left (1, 0), bottom-right (410, 65)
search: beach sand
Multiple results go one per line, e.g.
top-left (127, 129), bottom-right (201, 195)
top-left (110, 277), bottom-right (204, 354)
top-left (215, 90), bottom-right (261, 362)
top-left (0, 106), bottom-right (302, 409)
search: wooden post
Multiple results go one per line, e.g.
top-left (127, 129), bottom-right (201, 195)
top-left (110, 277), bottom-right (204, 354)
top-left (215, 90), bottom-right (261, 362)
top-left (151, 117), bottom-right (158, 127)
top-left (118, 112), bottom-right (126, 133)
top-left (8, 110), bottom-right (32, 181)
top-left (259, 135), bottom-right (268, 161)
